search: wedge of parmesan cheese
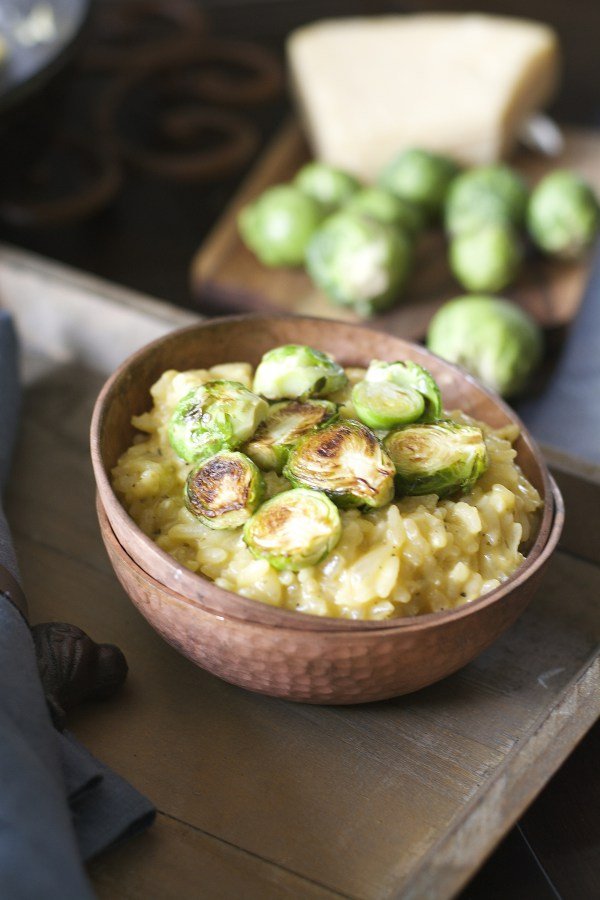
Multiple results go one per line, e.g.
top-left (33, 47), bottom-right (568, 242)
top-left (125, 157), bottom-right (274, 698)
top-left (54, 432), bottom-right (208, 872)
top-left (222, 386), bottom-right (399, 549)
top-left (287, 15), bottom-right (560, 179)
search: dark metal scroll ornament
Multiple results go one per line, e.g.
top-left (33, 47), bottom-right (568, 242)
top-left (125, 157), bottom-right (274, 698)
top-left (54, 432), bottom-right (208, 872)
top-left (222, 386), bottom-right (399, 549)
top-left (0, 137), bottom-right (122, 229)
top-left (31, 623), bottom-right (128, 730)
top-left (0, 0), bottom-right (283, 227)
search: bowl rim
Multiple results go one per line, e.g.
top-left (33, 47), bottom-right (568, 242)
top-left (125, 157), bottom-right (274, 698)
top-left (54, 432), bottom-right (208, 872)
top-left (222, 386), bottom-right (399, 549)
top-left (91, 312), bottom-right (562, 633)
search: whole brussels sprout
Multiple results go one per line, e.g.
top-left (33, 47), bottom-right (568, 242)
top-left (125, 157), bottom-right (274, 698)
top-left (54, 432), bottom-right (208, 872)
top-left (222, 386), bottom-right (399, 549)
top-left (378, 148), bottom-right (459, 219)
top-left (305, 210), bottom-right (412, 316)
top-left (238, 185), bottom-right (326, 267)
top-left (449, 224), bottom-right (522, 293)
top-left (445, 164), bottom-right (529, 236)
top-left (253, 344), bottom-right (347, 400)
top-left (345, 187), bottom-right (425, 237)
top-left (426, 295), bottom-right (543, 397)
top-left (527, 169), bottom-right (600, 259)
top-left (294, 162), bottom-right (360, 209)
top-left (168, 380), bottom-right (268, 463)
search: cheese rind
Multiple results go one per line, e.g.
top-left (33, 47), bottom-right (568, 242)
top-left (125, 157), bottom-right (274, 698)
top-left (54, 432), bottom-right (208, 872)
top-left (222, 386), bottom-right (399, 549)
top-left (287, 15), bottom-right (560, 179)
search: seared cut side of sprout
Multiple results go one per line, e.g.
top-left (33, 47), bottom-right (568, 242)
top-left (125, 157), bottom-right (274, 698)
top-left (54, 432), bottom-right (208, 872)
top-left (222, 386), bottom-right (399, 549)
top-left (168, 380), bottom-right (268, 463)
top-left (284, 419), bottom-right (395, 508)
top-left (253, 344), bottom-right (347, 400)
top-left (352, 380), bottom-right (424, 429)
top-left (244, 399), bottom-right (338, 472)
top-left (186, 452), bottom-right (264, 530)
top-left (366, 359), bottom-right (442, 422)
top-left (243, 488), bottom-right (341, 571)
top-left (384, 421), bottom-right (488, 498)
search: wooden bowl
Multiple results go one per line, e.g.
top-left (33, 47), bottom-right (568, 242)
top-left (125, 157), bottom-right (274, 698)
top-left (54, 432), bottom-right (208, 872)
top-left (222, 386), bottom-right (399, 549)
top-left (91, 315), bottom-right (564, 704)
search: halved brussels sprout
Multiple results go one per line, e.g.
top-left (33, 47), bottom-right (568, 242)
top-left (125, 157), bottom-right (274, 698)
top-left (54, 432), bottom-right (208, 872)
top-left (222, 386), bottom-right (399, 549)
top-left (365, 359), bottom-right (442, 422)
top-left (168, 380), bottom-right (268, 463)
top-left (352, 381), bottom-right (424, 429)
top-left (243, 488), bottom-right (341, 571)
top-left (244, 399), bottom-right (338, 472)
top-left (253, 344), bottom-right (348, 401)
top-left (284, 419), bottom-right (395, 508)
top-left (384, 421), bottom-right (488, 498)
top-left (185, 451), bottom-right (264, 530)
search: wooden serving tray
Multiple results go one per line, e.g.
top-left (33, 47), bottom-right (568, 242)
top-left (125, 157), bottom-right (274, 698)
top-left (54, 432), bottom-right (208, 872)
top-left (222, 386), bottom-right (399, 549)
top-left (191, 121), bottom-right (600, 339)
top-left (1, 244), bottom-right (598, 899)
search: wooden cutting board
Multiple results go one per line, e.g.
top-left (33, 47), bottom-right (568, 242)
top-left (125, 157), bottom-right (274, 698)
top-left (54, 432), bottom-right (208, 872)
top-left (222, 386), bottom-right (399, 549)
top-left (191, 120), bottom-right (600, 339)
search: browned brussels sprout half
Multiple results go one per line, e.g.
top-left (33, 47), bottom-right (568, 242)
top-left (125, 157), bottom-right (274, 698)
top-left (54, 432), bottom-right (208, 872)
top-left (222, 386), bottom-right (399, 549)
top-left (185, 451), bottom-right (264, 530)
top-left (284, 419), bottom-right (395, 508)
top-left (253, 344), bottom-right (348, 401)
top-left (244, 399), bottom-right (338, 472)
top-left (384, 421), bottom-right (488, 498)
top-left (365, 359), bottom-right (442, 422)
top-left (243, 488), bottom-right (342, 571)
top-left (352, 380), bottom-right (424, 429)
top-left (168, 380), bottom-right (268, 464)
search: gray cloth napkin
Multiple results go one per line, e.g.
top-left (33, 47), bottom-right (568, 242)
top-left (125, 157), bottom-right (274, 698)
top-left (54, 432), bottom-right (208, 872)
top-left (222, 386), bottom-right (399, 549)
top-left (0, 310), bottom-right (155, 899)
top-left (518, 246), bottom-right (600, 461)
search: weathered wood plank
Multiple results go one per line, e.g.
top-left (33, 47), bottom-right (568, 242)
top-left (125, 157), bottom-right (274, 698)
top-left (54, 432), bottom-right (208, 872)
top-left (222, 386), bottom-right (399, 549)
top-left (90, 813), bottom-right (342, 900)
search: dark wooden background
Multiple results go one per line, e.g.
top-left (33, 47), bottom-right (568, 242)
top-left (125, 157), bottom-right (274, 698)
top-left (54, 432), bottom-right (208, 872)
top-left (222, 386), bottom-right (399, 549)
top-left (0, 1), bottom-right (598, 897)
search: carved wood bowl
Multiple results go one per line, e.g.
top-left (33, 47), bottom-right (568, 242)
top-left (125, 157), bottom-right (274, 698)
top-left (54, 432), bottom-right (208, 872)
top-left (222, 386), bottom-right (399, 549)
top-left (91, 315), bottom-right (564, 704)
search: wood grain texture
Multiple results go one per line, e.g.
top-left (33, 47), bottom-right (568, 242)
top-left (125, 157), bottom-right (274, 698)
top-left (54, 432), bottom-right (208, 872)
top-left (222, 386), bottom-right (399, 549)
top-left (1, 246), bottom-right (598, 899)
top-left (190, 121), bottom-right (600, 339)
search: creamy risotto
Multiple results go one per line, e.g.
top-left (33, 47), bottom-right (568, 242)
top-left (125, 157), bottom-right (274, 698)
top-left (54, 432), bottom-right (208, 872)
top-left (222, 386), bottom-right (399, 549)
top-left (112, 361), bottom-right (542, 620)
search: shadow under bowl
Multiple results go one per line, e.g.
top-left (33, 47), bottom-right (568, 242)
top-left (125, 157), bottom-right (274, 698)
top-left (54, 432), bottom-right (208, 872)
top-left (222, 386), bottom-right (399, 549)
top-left (91, 314), bottom-right (564, 704)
